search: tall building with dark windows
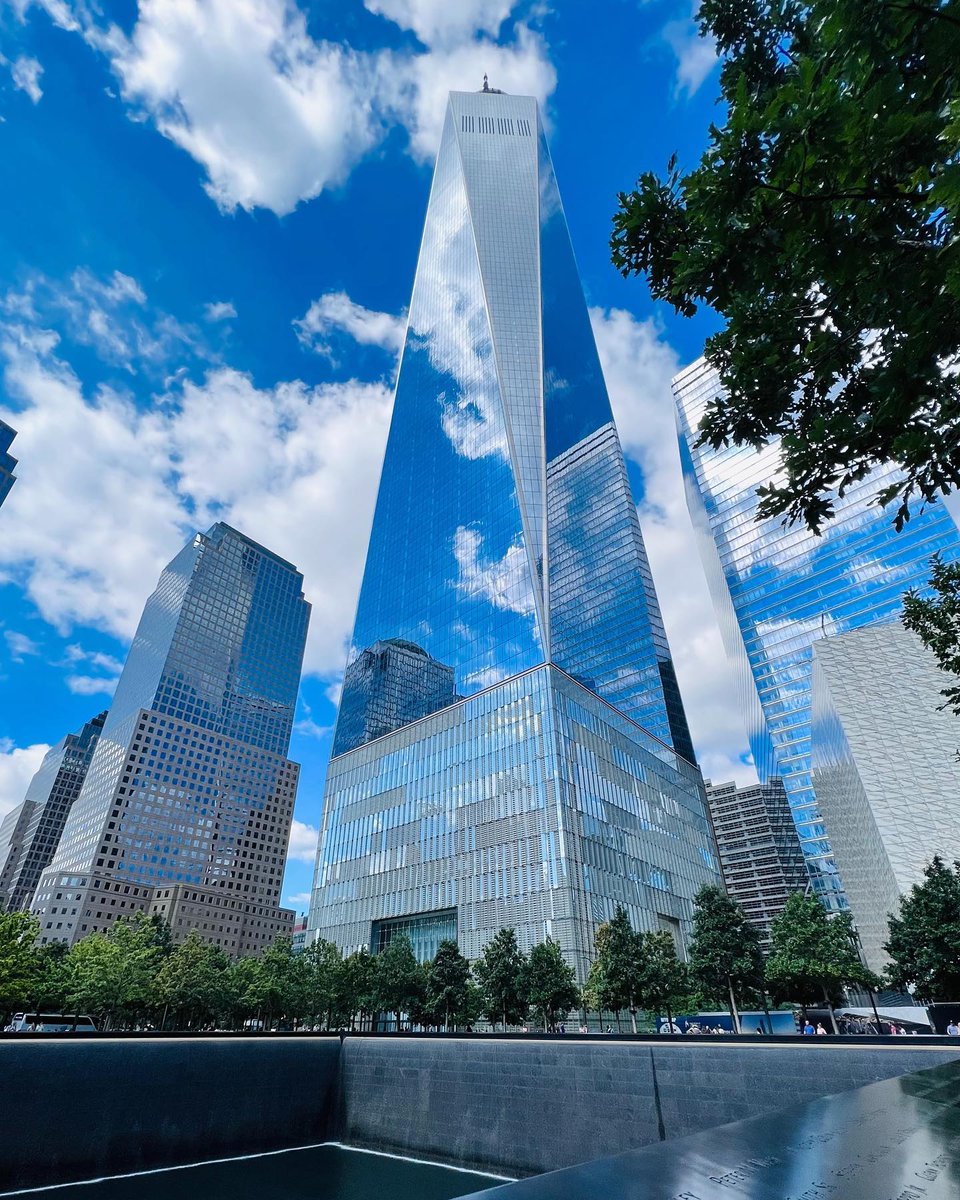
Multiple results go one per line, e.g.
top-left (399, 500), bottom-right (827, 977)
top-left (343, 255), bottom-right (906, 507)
top-left (0, 711), bottom-right (106, 913)
top-left (309, 89), bottom-right (720, 978)
top-left (704, 777), bottom-right (807, 946)
top-left (673, 357), bottom-right (960, 911)
top-left (0, 419), bottom-right (18, 509)
top-left (32, 523), bottom-right (310, 955)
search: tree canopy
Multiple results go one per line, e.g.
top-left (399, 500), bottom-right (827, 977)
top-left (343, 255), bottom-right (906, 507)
top-left (902, 556), bottom-right (960, 720)
top-left (687, 885), bottom-right (765, 1030)
top-left (612, 0), bottom-right (960, 535)
top-left (885, 856), bottom-right (960, 1000)
top-left (526, 939), bottom-right (580, 1031)
top-left (473, 927), bottom-right (529, 1030)
top-left (591, 906), bottom-right (645, 1032)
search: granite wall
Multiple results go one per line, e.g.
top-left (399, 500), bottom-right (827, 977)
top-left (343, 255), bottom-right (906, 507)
top-left (0, 1035), bottom-right (342, 1192)
top-left (3, 1034), bottom-right (958, 1192)
top-left (338, 1037), bottom-right (960, 1177)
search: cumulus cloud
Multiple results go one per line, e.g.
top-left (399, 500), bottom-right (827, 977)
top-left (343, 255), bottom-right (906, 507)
top-left (11, 55), bottom-right (44, 102)
top-left (4, 630), bottom-right (40, 661)
top-left (0, 739), bottom-right (49, 818)
top-left (203, 300), bottom-right (237, 322)
top-left (590, 306), bottom-right (755, 786)
top-left (284, 890), bottom-right (312, 908)
top-left (294, 291), bottom-right (405, 359)
top-left (364, 0), bottom-right (512, 48)
top-left (662, 7), bottom-right (718, 99)
top-left (0, 274), bottom-right (392, 679)
top-left (287, 818), bottom-right (319, 863)
top-left (24, 0), bottom-right (556, 214)
top-left (454, 527), bottom-right (537, 617)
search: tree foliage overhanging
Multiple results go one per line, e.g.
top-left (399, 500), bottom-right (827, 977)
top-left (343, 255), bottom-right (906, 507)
top-left (885, 856), bottom-right (960, 1000)
top-left (612, 0), bottom-right (960, 535)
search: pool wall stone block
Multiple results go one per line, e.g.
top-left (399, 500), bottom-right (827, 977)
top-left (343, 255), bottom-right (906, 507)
top-left (2, 1035), bottom-right (959, 1191)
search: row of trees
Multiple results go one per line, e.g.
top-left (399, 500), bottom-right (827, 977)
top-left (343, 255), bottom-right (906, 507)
top-left (4, 860), bottom-right (958, 1031)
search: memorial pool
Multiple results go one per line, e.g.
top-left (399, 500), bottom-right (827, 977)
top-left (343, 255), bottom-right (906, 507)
top-left (1, 1145), bottom-right (504, 1200)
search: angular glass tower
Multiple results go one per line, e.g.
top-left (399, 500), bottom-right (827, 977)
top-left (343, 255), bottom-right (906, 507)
top-left (0, 711), bottom-right (106, 913)
top-left (0, 419), bottom-right (18, 510)
top-left (674, 358), bottom-right (960, 910)
top-left (310, 90), bottom-right (719, 978)
top-left (32, 523), bottom-right (310, 955)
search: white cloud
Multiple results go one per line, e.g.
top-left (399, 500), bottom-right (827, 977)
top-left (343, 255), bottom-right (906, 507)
top-left (294, 291), bottom-right (405, 359)
top-left (384, 24), bottom-right (556, 162)
top-left (293, 717), bottom-right (333, 740)
top-left (662, 8), bottom-right (718, 99)
top-left (0, 278), bottom-right (392, 680)
top-left (284, 890), bottom-right (312, 908)
top-left (454, 526), bottom-right (537, 617)
top-left (0, 739), bottom-right (49, 818)
top-left (25, 0), bottom-right (556, 215)
top-left (65, 673), bottom-right (118, 696)
top-left (11, 55), bottom-right (43, 102)
top-left (364, 0), bottom-right (513, 48)
top-left (590, 306), bottom-right (756, 786)
top-left (203, 300), bottom-right (237, 322)
top-left (287, 818), bottom-right (319, 863)
top-left (4, 630), bottom-right (40, 661)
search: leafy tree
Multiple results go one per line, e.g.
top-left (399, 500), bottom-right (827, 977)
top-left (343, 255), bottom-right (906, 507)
top-left (226, 954), bottom-right (261, 1029)
top-left (766, 893), bottom-right (879, 1031)
top-left (342, 948), bottom-right (377, 1031)
top-left (373, 935), bottom-right (426, 1031)
top-left (0, 911), bottom-right (40, 1017)
top-left (64, 914), bottom-right (167, 1029)
top-left (525, 939), bottom-right (579, 1032)
top-left (425, 939), bottom-right (472, 1031)
top-left (154, 932), bottom-right (233, 1029)
top-left (592, 907), bottom-right (644, 1032)
top-left (612, 0), bottom-right (960, 535)
top-left (687, 885), bottom-right (766, 1032)
top-left (885, 856), bottom-right (960, 1001)
top-left (30, 941), bottom-right (70, 1012)
top-left (474, 927), bottom-right (529, 1031)
top-left (302, 939), bottom-right (348, 1029)
top-left (248, 937), bottom-right (309, 1028)
top-left (902, 557), bottom-right (960, 721)
top-left (637, 931), bottom-right (688, 1030)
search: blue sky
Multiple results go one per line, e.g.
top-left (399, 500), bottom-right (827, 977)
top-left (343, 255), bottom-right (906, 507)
top-left (0, 0), bottom-right (754, 913)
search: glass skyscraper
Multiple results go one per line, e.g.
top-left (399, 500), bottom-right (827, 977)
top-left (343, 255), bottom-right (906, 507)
top-left (0, 711), bottom-right (106, 913)
top-left (32, 523), bottom-right (311, 955)
top-left (309, 89), bottom-right (719, 979)
top-left (673, 358), bottom-right (960, 909)
top-left (0, 419), bottom-right (18, 509)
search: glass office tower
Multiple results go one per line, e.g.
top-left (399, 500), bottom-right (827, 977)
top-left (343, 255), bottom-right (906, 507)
top-left (674, 357), bottom-right (960, 909)
top-left (32, 523), bottom-right (310, 955)
top-left (310, 90), bottom-right (719, 979)
top-left (0, 419), bottom-right (17, 509)
top-left (0, 711), bottom-right (106, 913)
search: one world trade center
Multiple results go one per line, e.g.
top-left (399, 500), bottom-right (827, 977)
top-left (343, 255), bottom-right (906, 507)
top-left (309, 88), bottom-right (720, 980)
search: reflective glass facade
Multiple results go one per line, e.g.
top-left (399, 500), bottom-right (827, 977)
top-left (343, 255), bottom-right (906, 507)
top-left (0, 711), bottom-right (106, 912)
top-left (32, 524), bottom-right (309, 954)
top-left (312, 92), bottom-right (717, 978)
top-left (0, 419), bottom-right (17, 509)
top-left (674, 357), bottom-right (960, 909)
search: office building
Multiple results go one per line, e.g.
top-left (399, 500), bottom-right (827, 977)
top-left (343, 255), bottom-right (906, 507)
top-left (674, 358), bottom-right (960, 910)
top-left (0, 419), bottom-right (17, 509)
top-left (704, 777), bottom-right (808, 944)
top-left (0, 712), bottom-right (106, 913)
top-left (309, 89), bottom-right (720, 980)
top-left (812, 622), bottom-right (960, 973)
top-left (32, 523), bottom-right (310, 955)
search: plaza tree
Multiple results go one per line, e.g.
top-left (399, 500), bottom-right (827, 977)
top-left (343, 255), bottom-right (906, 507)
top-left (474, 927), bottom-right (529, 1031)
top-left (373, 935), bottom-right (426, 1031)
top-left (766, 894), bottom-right (880, 1031)
top-left (64, 914), bottom-right (169, 1029)
top-left (637, 931), bottom-right (688, 1031)
top-left (154, 932), bottom-right (233, 1030)
top-left (592, 907), bottom-right (644, 1032)
top-left (248, 937), bottom-right (310, 1029)
top-left (30, 941), bottom-right (70, 1012)
top-left (0, 911), bottom-right (40, 1018)
top-left (424, 939), bottom-right (473, 1031)
top-left (525, 939), bottom-right (580, 1032)
top-left (612, 0), bottom-right (960, 540)
top-left (885, 857), bottom-right (960, 1001)
top-left (342, 948), bottom-right (377, 1030)
top-left (302, 938), bottom-right (349, 1029)
top-left (687, 885), bottom-right (766, 1032)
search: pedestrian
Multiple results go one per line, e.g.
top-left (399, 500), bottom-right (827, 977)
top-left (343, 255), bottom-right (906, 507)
top-left (755, 1024), bottom-right (765, 1035)
top-left (816, 1022), bottom-right (827, 1035)
top-left (803, 1019), bottom-right (815, 1035)
top-left (946, 1021), bottom-right (959, 1036)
